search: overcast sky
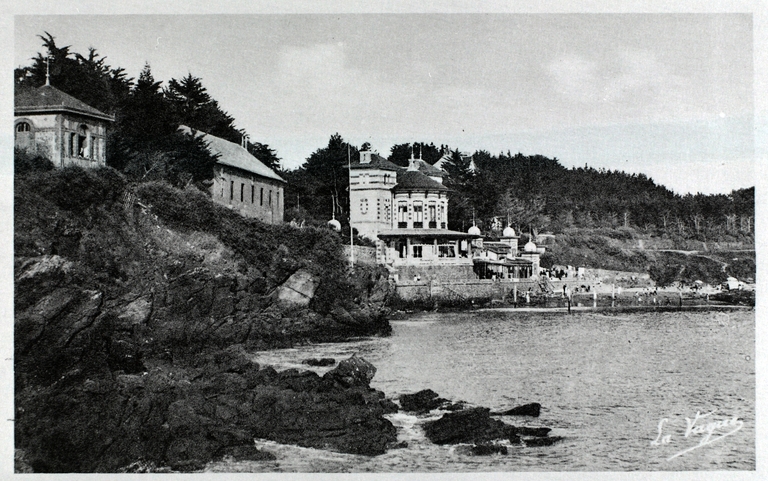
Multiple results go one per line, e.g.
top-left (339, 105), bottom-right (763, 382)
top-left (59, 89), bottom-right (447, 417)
top-left (14, 12), bottom-right (757, 195)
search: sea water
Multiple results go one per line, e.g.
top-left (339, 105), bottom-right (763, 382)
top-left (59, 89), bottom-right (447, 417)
top-left (206, 309), bottom-right (755, 472)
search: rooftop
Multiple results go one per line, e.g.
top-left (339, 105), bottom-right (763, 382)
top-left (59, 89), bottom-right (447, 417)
top-left (179, 125), bottom-right (285, 183)
top-left (349, 153), bottom-right (402, 171)
top-left (394, 170), bottom-right (449, 192)
top-left (15, 84), bottom-right (114, 122)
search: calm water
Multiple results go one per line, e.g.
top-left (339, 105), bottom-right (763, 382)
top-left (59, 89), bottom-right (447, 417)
top-left (207, 308), bottom-right (755, 472)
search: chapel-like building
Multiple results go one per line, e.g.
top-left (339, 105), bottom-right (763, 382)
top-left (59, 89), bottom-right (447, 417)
top-left (14, 81), bottom-right (113, 167)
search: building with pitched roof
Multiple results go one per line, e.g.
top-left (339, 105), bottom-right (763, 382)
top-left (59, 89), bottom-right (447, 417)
top-left (350, 150), bottom-right (480, 279)
top-left (14, 83), bottom-right (114, 168)
top-left (180, 126), bottom-right (286, 224)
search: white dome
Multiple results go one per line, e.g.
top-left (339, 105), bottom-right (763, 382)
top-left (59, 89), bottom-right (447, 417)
top-left (328, 219), bottom-right (341, 232)
top-left (502, 226), bottom-right (516, 237)
top-left (468, 225), bottom-right (481, 236)
top-left (524, 241), bottom-right (537, 253)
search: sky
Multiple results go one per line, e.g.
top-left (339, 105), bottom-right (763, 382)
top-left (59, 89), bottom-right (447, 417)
top-left (13, 11), bottom-right (759, 195)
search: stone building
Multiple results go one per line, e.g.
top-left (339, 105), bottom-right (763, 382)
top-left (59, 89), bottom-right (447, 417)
top-left (349, 150), bottom-right (480, 280)
top-left (14, 82), bottom-right (113, 167)
top-left (180, 126), bottom-right (286, 224)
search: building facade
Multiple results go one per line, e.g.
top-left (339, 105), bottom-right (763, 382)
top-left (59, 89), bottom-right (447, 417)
top-left (14, 84), bottom-right (113, 168)
top-left (350, 150), bottom-right (480, 280)
top-left (180, 126), bottom-right (286, 224)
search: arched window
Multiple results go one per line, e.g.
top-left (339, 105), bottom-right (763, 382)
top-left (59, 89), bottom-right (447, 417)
top-left (14, 120), bottom-right (35, 151)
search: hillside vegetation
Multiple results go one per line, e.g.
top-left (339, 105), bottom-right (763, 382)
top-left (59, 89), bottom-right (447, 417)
top-left (15, 164), bottom-right (395, 472)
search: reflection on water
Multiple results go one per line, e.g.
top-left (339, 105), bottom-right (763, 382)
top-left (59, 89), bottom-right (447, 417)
top-left (208, 309), bottom-right (755, 472)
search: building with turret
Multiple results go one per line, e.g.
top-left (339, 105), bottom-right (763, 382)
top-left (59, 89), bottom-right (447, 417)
top-left (349, 150), bottom-right (481, 280)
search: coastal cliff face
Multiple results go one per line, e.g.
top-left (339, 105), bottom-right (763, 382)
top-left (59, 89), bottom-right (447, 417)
top-left (14, 166), bottom-right (395, 472)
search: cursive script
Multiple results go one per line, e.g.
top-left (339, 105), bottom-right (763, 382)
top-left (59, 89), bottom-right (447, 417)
top-left (650, 410), bottom-right (744, 460)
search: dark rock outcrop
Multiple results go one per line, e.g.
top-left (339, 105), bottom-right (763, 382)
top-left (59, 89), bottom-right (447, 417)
top-left (399, 389), bottom-right (448, 413)
top-left (323, 356), bottom-right (377, 388)
top-left (421, 400), bottom-right (560, 449)
top-left (302, 358), bottom-right (336, 367)
top-left (490, 402), bottom-right (541, 417)
top-left (423, 407), bottom-right (516, 445)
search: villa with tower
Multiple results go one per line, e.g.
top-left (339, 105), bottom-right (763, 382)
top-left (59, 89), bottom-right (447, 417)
top-left (348, 148), bottom-right (541, 284)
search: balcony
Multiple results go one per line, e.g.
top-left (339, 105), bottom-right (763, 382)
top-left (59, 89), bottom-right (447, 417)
top-left (413, 222), bottom-right (423, 228)
top-left (398, 222), bottom-right (408, 229)
top-left (428, 221), bottom-right (437, 229)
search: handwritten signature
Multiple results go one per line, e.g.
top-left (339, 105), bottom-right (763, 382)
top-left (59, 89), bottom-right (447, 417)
top-left (651, 410), bottom-right (743, 460)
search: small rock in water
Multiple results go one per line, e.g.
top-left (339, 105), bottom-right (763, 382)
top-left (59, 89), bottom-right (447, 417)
top-left (422, 407), bottom-right (512, 444)
top-left (490, 402), bottom-right (541, 417)
top-left (399, 389), bottom-right (447, 412)
top-left (323, 355), bottom-right (376, 387)
top-left (302, 357), bottom-right (336, 367)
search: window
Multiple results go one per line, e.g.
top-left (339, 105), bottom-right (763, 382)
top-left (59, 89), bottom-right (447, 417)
top-left (68, 133), bottom-right (75, 157)
top-left (428, 204), bottom-right (436, 228)
top-left (77, 125), bottom-right (88, 158)
top-left (260, 188), bottom-right (264, 206)
top-left (14, 121), bottom-right (34, 150)
top-left (398, 202), bottom-right (408, 228)
top-left (413, 245), bottom-right (423, 258)
top-left (269, 190), bottom-right (272, 207)
top-left (230, 181), bottom-right (234, 200)
top-left (240, 183), bottom-right (245, 202)
top-left (413, 202), bottom-right (423, 228)
top-left (360, 198), bottom-right (368, 215)
top-left (251, 185), bottom-right (255, 203)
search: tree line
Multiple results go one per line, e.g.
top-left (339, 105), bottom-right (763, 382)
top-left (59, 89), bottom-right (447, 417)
top-left (15, 33), bottom-right (280, 188)
top-left (16, 33), bottom-right (754, 246)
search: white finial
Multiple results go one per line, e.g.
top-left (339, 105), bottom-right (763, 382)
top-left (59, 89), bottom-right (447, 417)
top-left (45, 55), bottom-right (51, 86)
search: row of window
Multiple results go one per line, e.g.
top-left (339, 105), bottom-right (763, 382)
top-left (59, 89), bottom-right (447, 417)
top-left (222, 179), bottom-right (278, 209)
top-left (356, 173), bottom-right (393, 185)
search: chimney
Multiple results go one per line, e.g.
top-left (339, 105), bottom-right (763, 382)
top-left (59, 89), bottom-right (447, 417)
top-left (360, 150), bottom-right (372, 164)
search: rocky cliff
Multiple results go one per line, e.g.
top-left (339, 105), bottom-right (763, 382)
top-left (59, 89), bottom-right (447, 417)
top-left (14, 166), bottom-right (395, 472)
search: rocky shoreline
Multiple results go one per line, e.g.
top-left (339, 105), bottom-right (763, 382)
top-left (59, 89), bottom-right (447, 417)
top-left (14, 168), bottom-right (561, 473)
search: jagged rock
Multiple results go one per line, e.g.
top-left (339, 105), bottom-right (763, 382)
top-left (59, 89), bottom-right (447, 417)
top-left (116, 295), bottom-right (153, 328)
top-left (490, 402), bottom-right (541, 417)
top-left (423, 407), bottom-right (515, 445)
top-left (302, 357), bottom-right (336, 367)
top-left (323, 356), bottom-right (376, 388)
top-left (274, 269), bottom-right (319, 308)
top-left (399, 389), bottom-right (448, 412)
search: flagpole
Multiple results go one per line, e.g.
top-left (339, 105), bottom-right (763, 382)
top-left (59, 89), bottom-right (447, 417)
top-left (348, 143), bottom-right (354, 268)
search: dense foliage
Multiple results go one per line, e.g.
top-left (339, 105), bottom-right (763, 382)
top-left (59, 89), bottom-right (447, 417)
top-left (16, 32), bottom-right (754, 282)
top-left (15, 33), bottom-right (281, 189)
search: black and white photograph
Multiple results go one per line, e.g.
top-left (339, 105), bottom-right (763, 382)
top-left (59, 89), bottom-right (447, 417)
top-left (4, 1), bottom-right (765, 477)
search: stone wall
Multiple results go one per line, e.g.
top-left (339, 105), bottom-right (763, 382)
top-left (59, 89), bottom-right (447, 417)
top-left (395, 279), bottom-right (539, 302)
